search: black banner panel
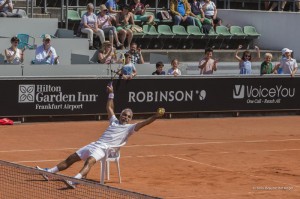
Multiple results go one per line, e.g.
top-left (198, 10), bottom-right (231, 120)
top-left (0, 77), bottom-right (299, 116)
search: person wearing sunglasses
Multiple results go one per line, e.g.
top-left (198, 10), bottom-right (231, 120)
top-left (4, 36), bottom-right (24, 64)
top-left (34, 34), bottom-right (59, 65)
top-left (235, 45), bottom-right (260, 75)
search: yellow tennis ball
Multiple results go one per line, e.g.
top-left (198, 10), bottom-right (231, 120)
top-left (157, 108), bottom-right (165, 116)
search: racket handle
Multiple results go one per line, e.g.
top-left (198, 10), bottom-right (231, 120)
top-left (107, 81), bottom-right (113, 93)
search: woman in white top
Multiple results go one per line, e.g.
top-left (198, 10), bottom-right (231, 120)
top-left (81, 3), bottom-right (105, 50)
top-left (200, 0), bottom-right (221, 27)
top-left (4, 36), bottom-right (24, 64)
top-left (97, 4), bottom-right (122, 48)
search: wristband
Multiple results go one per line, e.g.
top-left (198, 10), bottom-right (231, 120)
top-left (108, 93), bottom-right (114, 99)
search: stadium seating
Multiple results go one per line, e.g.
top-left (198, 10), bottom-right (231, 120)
top-left (17, 34), bottom-right (35, 49)
top-left (244, 26), bottom-right (261, 38)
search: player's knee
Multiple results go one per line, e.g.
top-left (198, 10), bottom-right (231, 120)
top-left (85, 156), bottom-right (96, 166)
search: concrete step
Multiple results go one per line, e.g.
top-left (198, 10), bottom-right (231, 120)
top-left (13, 0), bottom-right (36, 7)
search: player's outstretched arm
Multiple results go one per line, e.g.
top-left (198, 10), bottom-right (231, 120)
top-left (134, 108), bottom-right (165, 132)
top-left (106, 84), bottom-right (115, 120)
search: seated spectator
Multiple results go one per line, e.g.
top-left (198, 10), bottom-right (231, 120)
top-left (260, 53), bottom-right (276, 75)
top-left (118, 53), bottom-right (137, 80)
top-left (97, 4), bottom-right (123, 48)
top-left (200, 0), bottom-right (221, 28)
top-left (4, 37), bottom-right (24, 64)
top-left (235, 45), bottom-right (260, 75)
top-left (167, 58), bottom-right (182, 76)
top-left (98, 41), bottom-right (117, 64)
top-left (274, 48), bottom-right (298, 77)
top-left (33, 34), bottom-right (59, 65)
top-left (81, 3), bottom-right (105, 50)
top-left (198, 47), bottom-right (217, 75)
top-left (115, 5), bottom-right (134, 49)
top-left (131, 0), bottom-right (155, 25)
top-left (127, 42), bottom-right (144, 64)
top-left (190, 0), bottom-right (212, 31)
top-left (105, 0), bottom-right (122, 21)
top-left (0, 0), bottom-right (22, 17)
top-left (170, 0), bottom-right (195, 26)
top-left (152, 61), bottom-right (166, 75)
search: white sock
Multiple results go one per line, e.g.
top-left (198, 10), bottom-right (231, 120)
top-left (48, 166), bottom-right (59, 173)
top-left (74, 173), bottom-right (82, 179)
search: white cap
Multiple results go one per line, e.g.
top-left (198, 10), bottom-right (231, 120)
top-left (44, 34), bottom-right (51, 40)
top-left (282, 48), bottom-right (292, 55)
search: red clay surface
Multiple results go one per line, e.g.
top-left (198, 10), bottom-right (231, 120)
top-left (1, 116), bottom-right (300, 199)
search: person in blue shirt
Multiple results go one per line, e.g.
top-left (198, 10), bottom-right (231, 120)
top-left (170, 0), bottom-right (195, 26)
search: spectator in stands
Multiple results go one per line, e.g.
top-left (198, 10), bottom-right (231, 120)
top-left (34, 34), bottom-right (59, 65)
top-left (98, 4), bottom-right (123, 48)
top-left (268, 1), bottom-right (287, 11)
top-left (127, 42), bottom-right (144, 64)
top-left (274, 48), bottom-right (298, 77)
top-left (170, 0), bottom-right (195, 26)
top-left (118, 53), bottom-right (137, 80)
top-left (98, 41), bottom-right (117, 64)
top-left (199, 0), bottom-right (221, 28)
top-left (235, 45), bottom-right (260, 74)
top-left (167, 58), bottom-right (182, 76)
top-left (260, 53), bottom-right (276, 75)
top-left (131, 0), bottom-right (155, 25)
top-left (115, 5), bottom-right (134, 49)
top-left (152, 61), bottom-right (166, 75)
top-left (4, 37), bottom-right (24, 64)
top-left (198, 47), bottom-right (217, 75)
top-left (189, 0), bottom-right (204, 29)
top-left (105, 0), bottom-right (122, 21)
top-left (0, 0), bottom-right (22, 17)
top-left (81, 3), bottom-right (105, 50)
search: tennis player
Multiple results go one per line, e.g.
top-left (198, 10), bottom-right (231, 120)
top-left (36, 83), bottom-right (165, 189)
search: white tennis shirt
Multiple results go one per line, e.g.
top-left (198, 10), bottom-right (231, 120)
top-left (95, 115), bottom-right (136, 147)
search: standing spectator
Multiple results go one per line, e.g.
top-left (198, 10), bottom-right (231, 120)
top-left (235, 45), bottom-right (260, 75)
top-left (127, 42), bottom-right (144, 64)
top-left (4, 37), bottom-right (24, 64)
top-left (105, 0), bottom-right (122, 21)
top-left (170, 0), bottom-right (195, 26)
top-left (118, 53), bottom-right (137, 80)
top-left (0, 0), bottom-right (22, 17)
top-left (115, 5), bottom-right (134, 49)
top-left (131, 0), bottom-right (155, 25)
top-left (33, 34), bottom-right (59, 65)
top-left (98, 4), bottom-right (123, 48)
top-left (98, 41), bottom-right (117, 64)
top-left (274, 48), bottom-right (298, 77)
top-left (200, 0), bottom-right (221, 28)
top-left (81, 3), bottom-right (105, 50)
top-left (152, 61), bottom-right (166, 75)
top-left (198, 47), bottom-right (217, 75)
top-left (167, 58), bottom-right (182, 76)
top-left (260, 53), bottom-right (276, 75)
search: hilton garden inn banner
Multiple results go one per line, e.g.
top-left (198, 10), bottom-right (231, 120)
top-left (0, 76), bottom-right (299, 116)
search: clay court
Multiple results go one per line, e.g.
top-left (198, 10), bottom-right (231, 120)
top-left (0, 116), bottom-right (300, 199)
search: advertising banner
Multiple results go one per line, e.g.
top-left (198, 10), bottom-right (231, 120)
top-left (0, 76), bottom-right (299, 116)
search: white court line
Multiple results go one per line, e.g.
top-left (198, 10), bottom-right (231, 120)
top-left (169, 155), bottom-right (299, 188)
top-left (1, 138), bottom-right (300, 153)
top-left (13, 154), bottom-right (188, 163)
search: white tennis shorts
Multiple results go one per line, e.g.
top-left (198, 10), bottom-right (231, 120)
top-left (76, 142), bottom-right (106, 161)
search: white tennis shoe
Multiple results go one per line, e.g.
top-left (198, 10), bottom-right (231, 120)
top-left (35, 166), bottom-right (49, 181)
top-left (62, 179), bottom-right (77, 189)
